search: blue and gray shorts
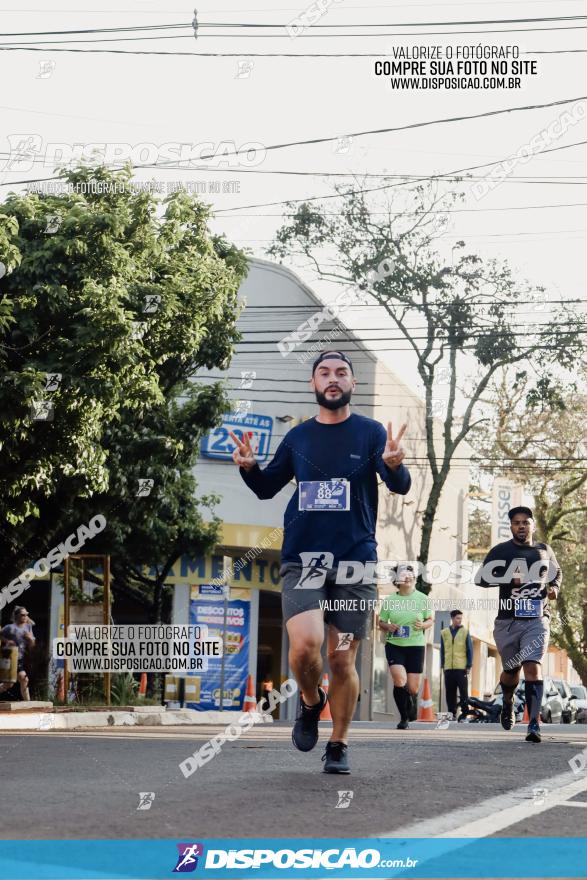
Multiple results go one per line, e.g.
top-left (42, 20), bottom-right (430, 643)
top-left (280, 563), bottom-right (377, 640)
top-left (494, 617), bottom-right (550, 671)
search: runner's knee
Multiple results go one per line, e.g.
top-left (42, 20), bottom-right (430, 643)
top-left (522, 661), bottom-right (541, 680)
top-left (327, 649), bottom-right (356, 676)
top-left (289, 636), bottom-right (322, 663)
top-left (390, 666), bottom-right (407, 686)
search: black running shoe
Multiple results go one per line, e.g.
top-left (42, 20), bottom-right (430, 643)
top-left (291, 687), bottom-right (327, 752)
top-left (408, 693), bottom-right (418, 721)
top-left (525, 720), bottom-right (542, 743)
top-left (500, 699), bottom-right (515, 731)
top-left (396, 719), bottom-right (409, 730)
top-left (322, 740), bottom-right (350, 774)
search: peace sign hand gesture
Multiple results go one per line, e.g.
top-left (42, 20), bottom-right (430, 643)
top-left (382, 421), bottom-right (407, 471)
top-left (229, 431), bottom-right (257, 471)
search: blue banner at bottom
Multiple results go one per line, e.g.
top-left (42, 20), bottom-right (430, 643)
top-left (1, 838), bottom-right (586, 879)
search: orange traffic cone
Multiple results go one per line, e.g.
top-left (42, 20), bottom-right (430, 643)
top-left (417, 677), bottom-right (435, 721)
top-left (138, 672), bottom-right (147, 700)
top-left (320, 673), bottom-right (332, 721)
top-left (523, 703), bottom-right (530, 722)
top-left (243, 674), bottom-right (257, 712)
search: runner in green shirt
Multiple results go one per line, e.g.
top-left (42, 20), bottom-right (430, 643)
top-left (378, 565), bottom-right (434, 729)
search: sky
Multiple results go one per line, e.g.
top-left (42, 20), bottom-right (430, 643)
top-left (1, 0), bottom-right (586, 401)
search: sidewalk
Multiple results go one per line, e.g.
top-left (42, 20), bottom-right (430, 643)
top-left (0, 703), bottom-right (274, 730)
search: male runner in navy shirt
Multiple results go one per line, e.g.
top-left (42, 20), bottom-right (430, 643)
top-left (476, 506), bottom-right (561, 743)
top-left (230, 351), bottom-right (411, 773)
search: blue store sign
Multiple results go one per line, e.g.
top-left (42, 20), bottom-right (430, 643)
top-left (200, 412), bottom-right (273, 463)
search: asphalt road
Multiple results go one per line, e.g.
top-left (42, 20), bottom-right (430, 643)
top-left (1, 721), bottom-right (586, 840)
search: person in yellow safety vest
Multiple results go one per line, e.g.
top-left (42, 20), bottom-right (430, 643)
top-left (440, 610), bottom-right (473, 720)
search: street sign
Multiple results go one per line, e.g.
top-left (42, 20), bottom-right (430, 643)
top-left (200, 413), bottom-right (273, 462)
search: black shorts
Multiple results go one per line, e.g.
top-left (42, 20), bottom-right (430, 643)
top-left (280, 562), bottom-right (377, 640)
top-left (385, 643), bottom-right (425, 674)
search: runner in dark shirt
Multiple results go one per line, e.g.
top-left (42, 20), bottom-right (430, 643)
top-left (476, 506), bottom-right (561, 743)
top-left (230, 351), bottom-right (411, 773)
top-left (477, 538), bottom-right (561, 621)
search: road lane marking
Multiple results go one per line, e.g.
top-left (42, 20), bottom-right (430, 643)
top-left (383, 769), bottom-right (587, 838)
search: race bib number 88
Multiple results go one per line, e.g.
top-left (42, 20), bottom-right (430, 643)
top-left (299, 479), bottom-right (350, 511)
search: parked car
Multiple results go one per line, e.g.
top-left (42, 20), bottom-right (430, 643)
top-left (493, 677), bottom-right (565, 723)
top-left (552, 678), bottom-right (578, 724)
top-left (570, 685), bottom-right (587, 724)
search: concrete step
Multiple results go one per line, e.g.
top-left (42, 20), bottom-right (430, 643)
top-left (0, 701), bottom-right (53, 713)
top-left (0, 707), bottom-right (273, 730)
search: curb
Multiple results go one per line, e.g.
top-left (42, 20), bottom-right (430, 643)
top-left (0, 708), bottom-right (274, 731)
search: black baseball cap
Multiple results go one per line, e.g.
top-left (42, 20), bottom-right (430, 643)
top-left (311, 350), bottom-right (354, 375)
top-left (508, 505), bottom-right (533, 520)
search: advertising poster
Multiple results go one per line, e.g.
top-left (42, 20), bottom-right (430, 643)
top-left (188, 595), bottom-right (250, 710)
top-left (1, 3), bottom-right (587, 880)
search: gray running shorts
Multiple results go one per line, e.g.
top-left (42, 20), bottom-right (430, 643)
top-left (280, 562), bottom-right (377, 640)
top-left (493, 617), bottom-right (550, 671)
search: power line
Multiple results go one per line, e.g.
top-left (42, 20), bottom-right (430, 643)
top-left (4, 14), bottom-right (587, 37)
top-left (4, 98), bottom-right (586, 196)
top-left (529, 48), bottom-right (587, 55)
top-left (242, 227), bottom-right (587, 240)
top-left (213, 201), bottom-right (587, 214)
top-left (0, 45), bottom-right (562, 57)
top-left (239, 310), bottom-right (587, 320)
top-left (235, 327), bottom-right (586, 354)
top-left (229, 347), bottom-right (586, 358)
top-left (214, 133), bottom-right (587, 213)
top-left (194, 15), bottom-right (587, 27)
top-left (34, 98), bottom-right (587, 164)
top-left (0, 22), bottom-right (189, 37)
top-left (238, 324), bottom-right (587, 337)
top-left (4, 152), bottom-right (587, 185)
top-left (6, 22), bottom-right (587, 44)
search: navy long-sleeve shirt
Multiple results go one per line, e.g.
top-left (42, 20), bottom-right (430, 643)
top-left (440, 626), bottom-right (473, 668)
top-left (475, 538), bottom-right (562, 620)
top-left (239, 412), bottom-right (411, 566)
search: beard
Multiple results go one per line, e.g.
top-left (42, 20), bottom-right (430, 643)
top-left (315, 387), bottom-right (353, 410)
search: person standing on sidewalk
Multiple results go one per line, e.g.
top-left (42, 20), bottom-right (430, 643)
top-left (0, 606), bottom-right (35, 701)
top-left (230, 351), bottom-right (411, 773)
top-left (475, 506), bottom-right (561, 744)
top-left (440, 610), bottom-right (473, 720)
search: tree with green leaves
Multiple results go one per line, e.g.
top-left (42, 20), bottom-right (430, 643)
top-left (269, 181), bottom-right (585, 589)
top-left (0, 164), bottom-right (247, 614)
